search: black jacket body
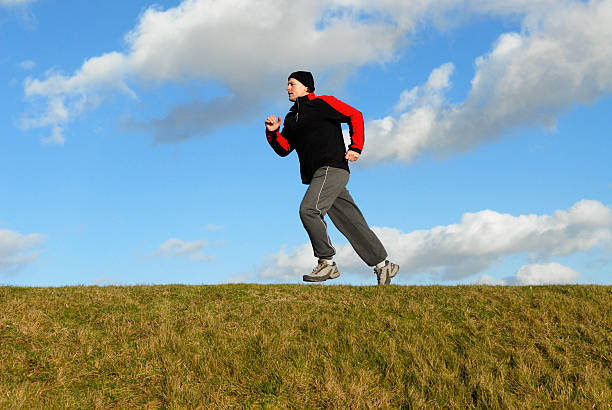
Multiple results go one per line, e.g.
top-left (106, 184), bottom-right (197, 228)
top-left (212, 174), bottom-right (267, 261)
top-left (266, 93), bottom-right (364, 184)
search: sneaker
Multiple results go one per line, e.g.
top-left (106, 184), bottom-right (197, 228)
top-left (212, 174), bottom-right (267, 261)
top-left (374, 261), bottom-right (399, 285)
top-left (303, 260), bottom-right (340, 282)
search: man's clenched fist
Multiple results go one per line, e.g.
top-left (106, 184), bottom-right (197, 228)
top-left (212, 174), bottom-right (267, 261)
top-left (265, 115), bottom-right (281, 132)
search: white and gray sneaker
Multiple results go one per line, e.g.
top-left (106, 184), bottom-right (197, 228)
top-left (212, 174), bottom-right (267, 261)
top-left (303, 260), bottom-right (340, 282)
top-left (375, 261), bottom-right (399, 285)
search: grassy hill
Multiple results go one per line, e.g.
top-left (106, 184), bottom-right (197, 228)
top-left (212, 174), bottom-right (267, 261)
top-left (1, 284), bottom-right (610, 408)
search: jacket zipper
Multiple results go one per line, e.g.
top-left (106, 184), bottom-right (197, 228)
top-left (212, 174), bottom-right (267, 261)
top-left (296, 97), bottom-right (300, 123)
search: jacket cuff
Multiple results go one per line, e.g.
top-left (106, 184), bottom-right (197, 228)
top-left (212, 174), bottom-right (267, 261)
top-left (348, 147), bottom-right (362, 154)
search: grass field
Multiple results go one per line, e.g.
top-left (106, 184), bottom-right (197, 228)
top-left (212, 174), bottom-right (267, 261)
top-left (1, 284), bottom-right (610, 408)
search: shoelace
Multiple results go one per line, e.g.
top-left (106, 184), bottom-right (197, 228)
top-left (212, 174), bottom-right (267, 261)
top-left (374, 262), bottom-right (388, 274)
top-left (312, 262), bottom-right (328, 273)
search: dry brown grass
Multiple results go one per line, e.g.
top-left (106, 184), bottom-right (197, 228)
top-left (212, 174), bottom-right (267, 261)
top-left (0, 285), bottom-right (610, 408)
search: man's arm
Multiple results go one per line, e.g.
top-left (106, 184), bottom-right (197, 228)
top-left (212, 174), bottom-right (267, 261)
top-left (265, 115), bottom-right (293, 157)
top-left (316, 95), bottom-right (364, 158)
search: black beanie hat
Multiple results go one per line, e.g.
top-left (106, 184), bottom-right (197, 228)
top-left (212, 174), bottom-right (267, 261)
top-left (288, 71), bottom-right (315, 92)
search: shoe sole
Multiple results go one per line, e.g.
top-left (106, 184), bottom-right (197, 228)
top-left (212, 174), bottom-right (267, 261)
top-left (303, 270), bottom-right (340, 282)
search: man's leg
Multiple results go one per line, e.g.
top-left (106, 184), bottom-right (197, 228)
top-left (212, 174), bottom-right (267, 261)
top-left (327, 188), bottom-right (388, 266)
top-left (299, 166), bottom-right (349, 260)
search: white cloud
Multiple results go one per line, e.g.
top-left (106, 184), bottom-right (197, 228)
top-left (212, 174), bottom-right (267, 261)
top-left (91, 275), bottom-right (123, 286)
top-left (474, 274), bottom-right (507, 286)
top-left (21, 0), bottom-right (612, 150)
top-left (260, 243), bottom-right (315, 282)
top-left (360, 0), bottom-right (612, 163)
top-left (261, 200), bottom-right (612, 282)
top-left (21, 0), bottom-right (402, 144)
top-left (0, 0), bottom-right (35, 6)
top-left (0, 229), bottom-right (45, 274)
top-left (20, 52), bottom-right (134, 145)
top-left (514, 262), bottom-right (580, 285)
top-left (204, 223), bottom-right (223, 232)
top-left (362, 62), bottom-right (455, 163)
top-left (153, 238), bottom-right (214, 261)
top-left (19, 60), bottom-right (36, 70)
top-left (125, 1), bottom-right (400, 86)
top-left (224, 273), bottom-right (254, 284)
top-left (474, 262), bottom-right (581, 285)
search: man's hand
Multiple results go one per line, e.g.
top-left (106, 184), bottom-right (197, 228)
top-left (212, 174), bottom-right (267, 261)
top-left (345, 150), bottom-right (360, 162)
top-left (265, 115), bottom-right (281, 132)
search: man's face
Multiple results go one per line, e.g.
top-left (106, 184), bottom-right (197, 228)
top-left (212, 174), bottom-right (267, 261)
top-left (287, 78), bottom-right (309, 102)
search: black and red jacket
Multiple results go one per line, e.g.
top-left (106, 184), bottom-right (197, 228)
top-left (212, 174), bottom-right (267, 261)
top-left (266, 93), bottom-right (364, 184)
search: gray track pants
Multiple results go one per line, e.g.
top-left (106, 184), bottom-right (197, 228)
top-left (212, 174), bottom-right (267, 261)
top-left (299, 166), bottom-right (388, 266)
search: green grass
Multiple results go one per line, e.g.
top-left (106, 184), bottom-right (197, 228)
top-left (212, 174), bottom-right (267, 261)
top-left (1, 285), bottom-right (610, 408)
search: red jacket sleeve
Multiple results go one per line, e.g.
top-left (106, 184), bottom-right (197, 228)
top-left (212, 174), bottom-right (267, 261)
top-left (317, 95), bottom-right (364, 153)
top-left (266, 127), bottom-right (293, 157)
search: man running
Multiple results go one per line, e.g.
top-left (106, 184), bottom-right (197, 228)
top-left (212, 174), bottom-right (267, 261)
top-left (265, 71), bottom-right (399, 285)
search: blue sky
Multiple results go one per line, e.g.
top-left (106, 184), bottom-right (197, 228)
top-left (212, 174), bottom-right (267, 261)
top-left (1, 0), bottom-right (611, 286)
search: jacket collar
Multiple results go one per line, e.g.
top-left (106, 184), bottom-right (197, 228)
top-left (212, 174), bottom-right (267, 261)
top-left (291, 93), bottom-right (316, 110)
top-left (296, 93), bottom-right (315, 102)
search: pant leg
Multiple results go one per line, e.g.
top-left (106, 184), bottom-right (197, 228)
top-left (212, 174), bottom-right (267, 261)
top-left (328, 188), bottom-right (388, 266)
top-left (299, 166), bottom-right (349, 259)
